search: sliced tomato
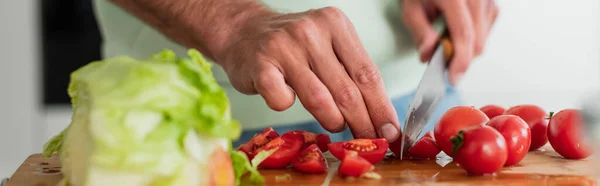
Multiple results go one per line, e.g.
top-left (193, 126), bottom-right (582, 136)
top-left (548, 109), bottom-right (593, 159)
top-left (328, 138), bottom-right (389, 164)
top-left (338, 151), bottom-right (374, 177)
top-left (237, 127), bottom-right (279, 159)
top-left (434, 106), bottom-right (489, 157)
top-left (480, 104), bottom-right (505, 119)
top-left (504, 104), bottom-right (549, 151)
top-left (291, 144), bottom-right (328, 174)
top-left (256, 132), bottom-right (303, 169)
top-left (451, 125), bottom-right (508, 176)
top-left (408, 131), bottom-right (441, 159)
top-left (285, 130), bottom-right (331, 152)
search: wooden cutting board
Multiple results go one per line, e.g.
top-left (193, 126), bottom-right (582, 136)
top-left (6, 145), bottom-right (600, 186)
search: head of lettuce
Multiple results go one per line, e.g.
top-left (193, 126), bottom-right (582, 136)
top-left (42, 49), bottom-right (272, 186)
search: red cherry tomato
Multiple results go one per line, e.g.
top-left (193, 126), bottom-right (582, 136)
top-left (256, 132), bottom-right (303, 169)
top-left (408, 131), bottom-right (441, 159)
top-left (451, 125), bottom-right (508, 176)
top-left (504, 104), bottom-right (549, 151)
top-left (486, 115), bottom-right (531, 166)
top-left (548, 109), bottom-right (593, 159)
top-left (388, 132), bottom-right (415, 159)
top-left (328, 138), bottom-right (389, 164)
top-left (338, 151), bottom-right (374, 177)
top-left (434, 106), bottom-right (489, 157)
top-left (480, 105), bottom-right (505, 119)
top-left (237, 127), bottom-right (279, 159)
top-left (291, 144), bottom-right (328, 173)
top-left (285, 130), bottom-right (331, 152)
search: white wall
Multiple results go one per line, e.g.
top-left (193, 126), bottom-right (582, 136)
top-left (458, 0), bottom-right (600, 111)
top-left (0, 0), bottom-right (598, 178)
top-left (0, 0), bottom-right (42, 178)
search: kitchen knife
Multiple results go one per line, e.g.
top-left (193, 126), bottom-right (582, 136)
top-left (399, 29), bottom-right (453, 159)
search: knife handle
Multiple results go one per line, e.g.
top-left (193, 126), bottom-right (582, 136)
top-left (438, 28), bottom-right (454, 63)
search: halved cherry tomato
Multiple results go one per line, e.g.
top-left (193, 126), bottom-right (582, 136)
top-left (480, 105), bottom-right (505, 119)
top-left (504, 104), bottom-right (549, 151)
top-left (328, 138), bottom-right (389, 164)
top-left (291, 144), bottom-right (328, 173)
top-left (408, 131), bottom-right (441, 159)
top-left (237, 127), bottom-right (279, 159)
top-left (487, 115), bottom-right (531, 166)
top-left (256, 132), bottom-right (303, 169)
top-left (338, 151), bottom-right (374, 177)
top-left (451, 125), bottom-right (508, 176)
top-left (548, 109), bottom-right (593, 159)
top-left (434, 106), bottom-right (489, 157)
top-left (285, 130), bottom-right (331, 152)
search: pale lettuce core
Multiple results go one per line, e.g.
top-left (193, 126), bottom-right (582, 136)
top-left (42, 49), bottom-right (267, 186)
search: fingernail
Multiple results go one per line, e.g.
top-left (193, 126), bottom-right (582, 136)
top-left (381, 123), bottom-right (399, 142)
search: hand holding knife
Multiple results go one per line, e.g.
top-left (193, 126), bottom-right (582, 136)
top-left (399, 28), bottom-right (454, 159)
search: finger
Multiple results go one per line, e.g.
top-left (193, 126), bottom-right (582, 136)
top-left (401, 0), bottom-right (439, 62)
top-left (303, 33), bottom-right (377, 139)
top-left (467, 0), bottom-right (489, 56)
top-left (436, 0), bottom-right (475, 85)
top-left (253, 63), bottom-right (296, 111)
top-left (324, 8), bottom-right (401, 141)
top-left (284, 65), bottom-right (346, 133)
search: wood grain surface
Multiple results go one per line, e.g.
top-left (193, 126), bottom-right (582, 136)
top-left (6, 145), bottom-right (600, 186)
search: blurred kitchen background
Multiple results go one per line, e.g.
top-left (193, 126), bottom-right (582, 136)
top-left (1, 0), bottom-right (599, 178)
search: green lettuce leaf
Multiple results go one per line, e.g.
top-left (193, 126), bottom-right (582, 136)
top-left (231, 149), bottom-right (276, 186)
top-left (41, 49), bottom-right (259, 186)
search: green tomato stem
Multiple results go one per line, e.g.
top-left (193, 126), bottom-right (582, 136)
top-left (450, 131), bottom-right (465, 157)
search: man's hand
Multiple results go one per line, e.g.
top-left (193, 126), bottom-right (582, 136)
top-left (401, 0), bottom-right (499, 85)
top-left (218, 7), bottom-right (401, 141)
top-left (111, 0), bottom-right (401, 141)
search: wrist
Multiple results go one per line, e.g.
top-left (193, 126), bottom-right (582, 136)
top-left (182, 1), bottom-right (276, 64)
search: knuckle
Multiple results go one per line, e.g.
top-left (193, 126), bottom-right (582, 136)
top-left (316, 6), bottom-right (347, 21)
top-left (354, 66), bottom-right (382, 87)
top-left (335, 85), bottom-right (361, 109)
top-left (287, 18), bottom-right (318, 39)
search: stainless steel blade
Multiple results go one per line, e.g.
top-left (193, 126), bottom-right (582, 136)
top-left (399, 43), bottom-right (448, 159)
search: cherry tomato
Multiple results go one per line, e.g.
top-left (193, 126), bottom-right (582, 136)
top-left (256, 132), bottom-right (303, 169)
top-left (291, 144), bottom-right (328, 174)
top-left (209, 145), bottom-right (235, 186)
top-left (338, 150), bottom-right (374, 177)
top-left (480, 105), bottom-right (505, 119)
top-left (548, 109), bottom-right (593, 159)
top-left (285, 130), bottom-right (331, 152)
top-left (486, 115), bottom-right (531, 166)
top-left (237, 127), bottom-right (279, 159)
top-left (451, 125), bottom-right (508, 176)
top-left (434, 106), bottom-right (489, 157)
top-left (504, 104), bottom-right (549, 151)
top-left (328, 138), bottom-right (389, 164)
top-left (408, 131), bottom-right (441, 159)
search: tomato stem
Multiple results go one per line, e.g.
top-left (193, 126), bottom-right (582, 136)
top-left (450, 131), bottom-right (465, 156)
top-left (546, 111), bottom-right (555, 120)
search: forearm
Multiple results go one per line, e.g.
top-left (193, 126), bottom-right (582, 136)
top-left (110, 0), bottom-right (274, 62)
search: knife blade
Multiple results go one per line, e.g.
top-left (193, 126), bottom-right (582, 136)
top-left (399, 29), bottom-right (453, 159)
